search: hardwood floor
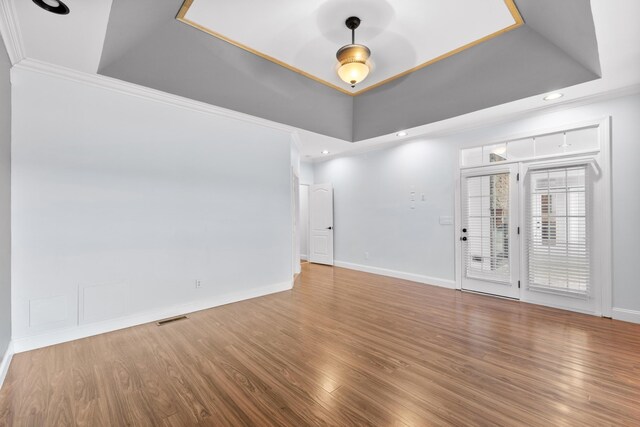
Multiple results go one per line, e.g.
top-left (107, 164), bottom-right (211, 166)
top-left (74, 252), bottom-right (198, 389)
top-left (1, 263), bottom-right (639, 426)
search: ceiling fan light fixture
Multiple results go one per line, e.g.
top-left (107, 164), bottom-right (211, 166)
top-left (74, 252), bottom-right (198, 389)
top-left (336, 17), bottom-right (371, 88)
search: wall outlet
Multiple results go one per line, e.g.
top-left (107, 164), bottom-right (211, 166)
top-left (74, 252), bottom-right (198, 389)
top-left (195, 280), bottom-right (202, 289)
top-left (364, 251), bottom-right (370, 260)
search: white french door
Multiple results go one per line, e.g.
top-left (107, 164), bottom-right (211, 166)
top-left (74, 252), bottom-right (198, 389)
top-left (457, 120), bottom-right (610, 316)
top-left (461, 164), bottom-right (520, 298)
top-left (459, 158), bottom-right (604, 314)
top-left (519, 159), bottom-right (600, 314)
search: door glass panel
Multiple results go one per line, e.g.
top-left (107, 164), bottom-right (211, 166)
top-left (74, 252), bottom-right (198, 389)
top-left (484, 143), bottom-right (507, 163)
top-left (527, 166), bottom-right (589, 296)
top-left (464, 173), bottom-right (510, 283)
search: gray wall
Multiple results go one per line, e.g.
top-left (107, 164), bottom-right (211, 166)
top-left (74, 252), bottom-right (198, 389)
top-left (315, 92), bottom-right (640, 316)
top-left (99, 0), bottom-right (353, 141)
top-left (352, 25), bottom-right (599, 141)
top-left (0, 37), bottom-right (10, 356)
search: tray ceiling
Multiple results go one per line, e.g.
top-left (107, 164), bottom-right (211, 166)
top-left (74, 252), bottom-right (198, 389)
top-left (177, 0), bottom-right (523, 95)
top-left (98, 0), bottom-right (605, 141)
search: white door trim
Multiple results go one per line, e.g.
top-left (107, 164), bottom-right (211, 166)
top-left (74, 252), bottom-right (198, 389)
top-left (292, 170), bottom-right (300, 276)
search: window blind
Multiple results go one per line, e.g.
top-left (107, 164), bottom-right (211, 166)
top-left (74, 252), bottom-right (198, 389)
top-left (527, 166), bottom-right (590, 297)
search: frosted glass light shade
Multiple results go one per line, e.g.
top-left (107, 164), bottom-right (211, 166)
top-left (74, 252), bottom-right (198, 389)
top-left (338, 62), bottom-right (370, 87)
top-left (336, 44), bottom-right (371, 87)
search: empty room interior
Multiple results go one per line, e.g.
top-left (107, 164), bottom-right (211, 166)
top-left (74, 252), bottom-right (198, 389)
top-left (1, 0), bottom-right (640, 425)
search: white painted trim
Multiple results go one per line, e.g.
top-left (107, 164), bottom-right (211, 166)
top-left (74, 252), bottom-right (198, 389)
top-left (292, 167), bottom-right (300, 276)
top-left (598, 117), bottom-right (613, 317)
top-left (11, 59), bottom-right (297, 135)
top-left (520, 298), bottom-right (597, 317)
top-left (454, 157), bottom-right (462, 290)
top-left (12, 280), bottom-right (293, 353)
top-left (300, 254), bottom-right (308, 261)
top-left (0, 0), bottom-right (25, 65)
top-left (612, 308), bottom-right (640, 324)
top-left (0, 341), bottom-right (14, 390)
top-left (334, 260), bottom-right (456, 289)
top-left (459, 116), bottom-right (608, 162)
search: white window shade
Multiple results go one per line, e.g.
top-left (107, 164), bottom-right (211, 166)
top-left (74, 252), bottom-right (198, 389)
top-left (527, 165), bottom-right (590, 297)
top-left (464, 173), bottom-right (511, 284)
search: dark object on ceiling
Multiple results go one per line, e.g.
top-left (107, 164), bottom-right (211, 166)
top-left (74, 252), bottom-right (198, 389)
top-left (32, 0), bottom-right (70, 15)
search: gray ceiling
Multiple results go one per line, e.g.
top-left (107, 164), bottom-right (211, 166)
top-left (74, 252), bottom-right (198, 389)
top-left (98, 0), bottom-right (600, 142)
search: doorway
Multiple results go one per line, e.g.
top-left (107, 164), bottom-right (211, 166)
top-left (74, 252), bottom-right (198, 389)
top-left (456, 119), bottom-right (611, 316)
top-left (309, 184), bottom-right (334, 265)
top-left (461, 163), bottom-right (520, 298)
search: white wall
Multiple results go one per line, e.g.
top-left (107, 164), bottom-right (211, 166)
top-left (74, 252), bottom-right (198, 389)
top-left (315, 140), bottom-right (457, 286)
top-left (0, 37), bottom-right (11, 360)
top-left (300, 161), bottom-right (314, 185)
top-left (11, 68), bottom-right (294, 346)
top-left (315, 92), bottom-right (640, 321)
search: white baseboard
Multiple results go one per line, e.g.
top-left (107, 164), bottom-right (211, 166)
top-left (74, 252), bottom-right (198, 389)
top-left (612, 307), bottom-right (640, 324)
top-left (0, 341), bottom-right (14, 390)
top-left (12, 280), bottom-right (293, 354)
top-left (334, 260), bottom-right (456, 289)
top-left (300, 254), bottom-right (308, 261)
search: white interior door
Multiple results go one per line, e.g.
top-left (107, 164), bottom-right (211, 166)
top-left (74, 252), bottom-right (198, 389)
top-left (309, 183), bottom-right (334, 265)
top-left (461, 164), bottom-right (520, 298)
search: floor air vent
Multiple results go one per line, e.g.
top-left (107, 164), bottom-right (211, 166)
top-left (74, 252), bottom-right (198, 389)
top-left (156, 315), bottom-right (188, 326)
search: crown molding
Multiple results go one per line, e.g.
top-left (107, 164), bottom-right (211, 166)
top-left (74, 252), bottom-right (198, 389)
top-left (0, 0), bottom-right (25, 64)
top-left (12, 58), bottom-right (301, 135)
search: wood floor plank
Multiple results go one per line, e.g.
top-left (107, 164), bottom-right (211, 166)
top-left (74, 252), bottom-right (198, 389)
top-left (1, 263), bottom-right (639, 426)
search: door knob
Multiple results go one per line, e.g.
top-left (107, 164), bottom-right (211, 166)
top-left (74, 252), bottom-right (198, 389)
top-left (327, 226), bottom-right (333, 230)
top-left (462, 228), bottom-right (467, 233)
top-left (461, 236), bottom-right (467, 241)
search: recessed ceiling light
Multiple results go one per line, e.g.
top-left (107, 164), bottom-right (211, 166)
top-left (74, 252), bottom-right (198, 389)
top-left (396, 131), bottom-right (408, 137)
top-left (543, 92), bottom-right (564, 101)
top-left (32, 0), bottom-right (70, 14)
top-left (321, 150), bottom-right (330, 155)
